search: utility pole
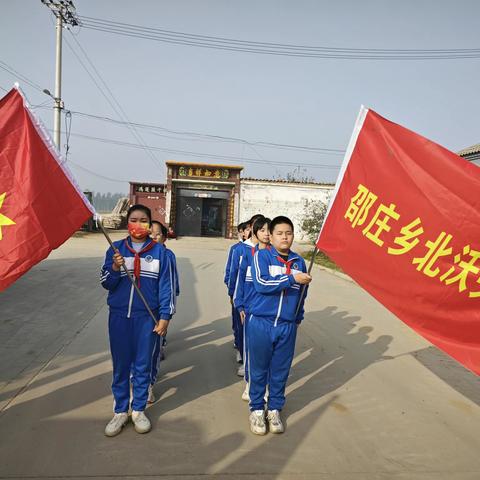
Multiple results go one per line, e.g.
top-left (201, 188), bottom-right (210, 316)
top-left (41, 0), bottom-right (79, 152)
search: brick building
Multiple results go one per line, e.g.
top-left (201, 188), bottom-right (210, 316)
top-left (129, 161), bottom-right (333, 239)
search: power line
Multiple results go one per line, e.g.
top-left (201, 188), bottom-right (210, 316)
top-left (0, 60), bottom-right (44, 92)
top-left (77, 16), bottom-right (480, 60)
top-left (64, 32), bottom-right (164, 172)
top-left (68, 159), bottom-right (130, 183)
top-left (34, 105), bottom-right (345, 155)
top-left (50, 128), bottom-right (341, 169)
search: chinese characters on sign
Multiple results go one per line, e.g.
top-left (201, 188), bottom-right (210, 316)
top-left (345, 183), bottom-right (480, 299)
top-left (135, 185), bottom-right (165, 193)
top-left (178, 166), bottom-right (230, 179)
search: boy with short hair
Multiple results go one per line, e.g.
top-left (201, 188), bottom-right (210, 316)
top-left (248, 216), bottom-right (312, 435)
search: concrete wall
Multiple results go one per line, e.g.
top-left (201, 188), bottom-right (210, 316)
top-left (239, 180), bottom-right (334, 240)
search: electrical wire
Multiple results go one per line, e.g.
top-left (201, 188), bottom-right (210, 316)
top-left (33, 105), bottom-right (345, 155)
top-left (77, 16), bottom-right (480, 60)
top-left (47, 128), bottom-right (341, 169)
top-left (64, 109), bottom-right (72, 157)
top-left (0, 60), bottom-right (45, 92)
top-left (63, 32), bottom-right (164, 171)
top-left (68, 159), bottom-right (130, 183)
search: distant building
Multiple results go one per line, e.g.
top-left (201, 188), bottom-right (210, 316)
top-left (129, 182), bottom-right (167, 224)
top-left (165, 161), bottom-right (243, 238)
top-left (458, 143), bottom-right (480, 167)
top-left (129, 161), bottom-right (334, 239)
top-left (239, 178), bottom-right (333, 240)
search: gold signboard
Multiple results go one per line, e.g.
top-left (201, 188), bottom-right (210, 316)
top-left (178, 166), bottom-right (230, 179)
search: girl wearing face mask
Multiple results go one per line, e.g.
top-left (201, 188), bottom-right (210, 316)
top-left (100, 205), bottom-right (175, 437)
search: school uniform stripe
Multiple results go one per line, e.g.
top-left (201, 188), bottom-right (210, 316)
top-left (253, 252), bottom-right (290, 286)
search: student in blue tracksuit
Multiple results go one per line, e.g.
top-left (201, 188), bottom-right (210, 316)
top-left (148, 221), bottom-right (180, 402)
top-left (234, 216), bottom-right (271, 401)
top-left (224, 222), bottom-right (246, 289)
top-left (224, 222), bottom-right (246, 362)
top-left (100, 205), bottom-right (174, 437)
top-left (228, 214), bottom-right (264, 376)
top-left (248, 216), bottom-right (312, 435)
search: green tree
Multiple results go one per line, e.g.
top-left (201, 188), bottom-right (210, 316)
top-left (300, 198), bottom-right (328, 242)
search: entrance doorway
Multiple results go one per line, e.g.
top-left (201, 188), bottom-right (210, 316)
top-left (176, 188), bottom-right (229, 237)
top-left (201, 198), bottom-right (227, 237)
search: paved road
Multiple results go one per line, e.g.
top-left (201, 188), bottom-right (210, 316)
top-left (0, 232), bottom-right (479, 479)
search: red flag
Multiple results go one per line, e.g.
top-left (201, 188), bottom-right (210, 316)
top-left (0, 87), bottom-right (94, 291)
top-left (317, 107), bottom-right (480, 375)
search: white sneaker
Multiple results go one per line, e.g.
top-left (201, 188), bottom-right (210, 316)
top-left (104, 412), bottom-right (128, 437)
top-left (236, 350), bottom-right (242, 363)
top-left (241, 383), bottom-right (249, 401)
top-left (267, 409), bottom-right (284, 434)
top-left (237, 364), bottom-right (245, 377)
top-left (249, 410), bottom-right (267, 435)
top-left (131, 410), bottom-right (151, 434)
top-left (147, 384), bottom-right (156, 404)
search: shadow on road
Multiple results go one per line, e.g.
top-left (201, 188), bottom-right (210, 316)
top-left (285, 306), bottom-right (392, 419)
top-left (410, 346), bottom-right (480, 406)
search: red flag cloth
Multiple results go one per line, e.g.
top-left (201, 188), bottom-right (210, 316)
top-left (0, 87), bottom-right (94, 291)
top-left (317, 107), bottom-right (480, 375)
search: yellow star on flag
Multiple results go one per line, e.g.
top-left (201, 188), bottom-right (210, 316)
top-left (0, 192), bottom-right (16, 240)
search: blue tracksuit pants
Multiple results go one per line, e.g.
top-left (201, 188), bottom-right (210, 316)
top-left (232, 305), bottom-right (244, 360)
top-left (151, 335), bottom-right (165, 385)
top-left (109, 310), bottom-right (157, 413)
top-left (247, 315), bottom-right (297, 411)
top-left (243, 312), bottom-right (250, 382)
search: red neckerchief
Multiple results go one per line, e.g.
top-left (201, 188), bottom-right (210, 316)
top-left (252, 244), bottom-right (270, 255)
top-left (276, 255), bottom-right (294, 274)
top-left (124, 238), bottom-right (155, 287)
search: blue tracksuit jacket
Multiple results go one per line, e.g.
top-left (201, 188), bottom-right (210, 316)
top-left (151, 244), bottom-right (180, 385)
top-left (164, 245), bottom-right (180, 298)
top-left (250, 245), bottom-right (308, 324)
top-left (233, 243), bottom-right (259, 314)
top-left (224, 241), bottom-right (243, 288)
top-left (100, 237), bottom-right (175, 319)
top-left (228, 239), bottom-right (255, 298)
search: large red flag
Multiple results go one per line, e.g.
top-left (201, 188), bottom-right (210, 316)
top-left (0, 87), bottom-right (94, 291)
top-left (317, 107), bottom-right (480, 375)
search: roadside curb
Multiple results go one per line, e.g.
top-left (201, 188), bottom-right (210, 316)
top-left (312, 263), bottom-right (355, 284)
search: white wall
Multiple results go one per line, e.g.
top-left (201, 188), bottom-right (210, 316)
top-left (239, 180), bottom-right (333, 240)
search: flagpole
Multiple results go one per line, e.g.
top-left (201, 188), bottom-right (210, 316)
top-left (295, 245), bottom-right (318, 316)
top-left (98, 220), bottom-right (159, 326)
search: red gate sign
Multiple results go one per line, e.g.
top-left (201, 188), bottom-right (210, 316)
top-left (317, 107), bottom-right (480, 375)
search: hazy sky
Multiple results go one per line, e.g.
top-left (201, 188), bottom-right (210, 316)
top-left (1, 0), bottom-right (479, 193)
